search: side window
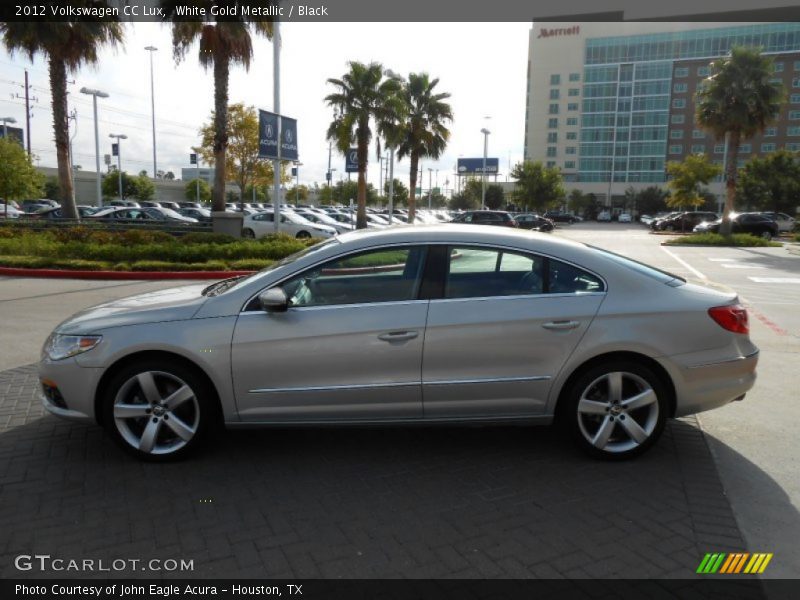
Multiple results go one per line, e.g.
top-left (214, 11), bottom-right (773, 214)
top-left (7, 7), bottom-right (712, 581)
top-left (279, 246), bottom-right (427, 308)
top-left (548, 259), bottom-right (604, 293)
top-left (446, 247), bottom-right (545, 298)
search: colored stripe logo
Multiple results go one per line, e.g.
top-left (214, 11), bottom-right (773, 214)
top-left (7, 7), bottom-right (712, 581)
top-left (697, 553), bottom-right (773, 574)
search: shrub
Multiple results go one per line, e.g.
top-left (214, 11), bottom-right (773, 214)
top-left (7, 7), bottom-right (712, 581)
top-left (119, 229), bottom-right (175, 245)
top-left (181, 232), bottom-right (237, 245)
top-left (228, 258), bottom-right (273, 271)
top-left (665, 233), bottom-right (781, 247)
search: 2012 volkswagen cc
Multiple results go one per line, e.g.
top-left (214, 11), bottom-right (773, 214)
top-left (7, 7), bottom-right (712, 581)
top-left (39, 225), bottom-right (758, 461)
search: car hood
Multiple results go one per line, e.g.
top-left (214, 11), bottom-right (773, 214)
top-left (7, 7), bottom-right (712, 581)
top-left (55, 284), bottom-right (209, 334)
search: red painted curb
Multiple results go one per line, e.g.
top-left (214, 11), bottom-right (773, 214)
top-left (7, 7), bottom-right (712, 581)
top-left (0, 267), bottom-right (254, 280)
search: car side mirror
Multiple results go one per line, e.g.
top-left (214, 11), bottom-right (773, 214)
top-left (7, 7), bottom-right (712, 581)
top-left (258, 288), bottom-right (289, 313)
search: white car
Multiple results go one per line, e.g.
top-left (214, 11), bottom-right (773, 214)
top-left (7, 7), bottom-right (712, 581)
top-left (293, 209), bottom-right (352, 234)
top-left (618, 213), bottom-right (632, 223)
top-left (242, 211), bottom-right (337, 239)
top-left (597, 211), bottom-right (612, 222)
top-left (760, 212), bottom-right (795, 233)
top-left (0, 204), bottom-right (23, 219)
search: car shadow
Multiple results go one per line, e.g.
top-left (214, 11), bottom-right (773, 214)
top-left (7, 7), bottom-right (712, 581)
top-left (0, 407), bottom-right (797, 586)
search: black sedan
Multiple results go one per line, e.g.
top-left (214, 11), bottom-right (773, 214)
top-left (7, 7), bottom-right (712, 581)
top-left (516, 213), bottom-right (555, 232)
top-left (693, 213), bottom-right (780, 240)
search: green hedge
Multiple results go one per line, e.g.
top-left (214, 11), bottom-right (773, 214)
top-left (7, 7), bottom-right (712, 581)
top-left (0, 227), bottom-right (314, 271)
top-left (664, 233), bottom-right (781, 247)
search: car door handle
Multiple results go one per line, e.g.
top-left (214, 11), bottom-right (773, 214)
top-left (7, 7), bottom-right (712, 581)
top-left (542, 320), bottom-right (580, 331)
top-left (378, 331), bottom-right (419, 342)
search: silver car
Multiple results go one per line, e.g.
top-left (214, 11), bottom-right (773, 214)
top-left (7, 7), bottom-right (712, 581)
top-left (39, 226), bottom-right (758, 461)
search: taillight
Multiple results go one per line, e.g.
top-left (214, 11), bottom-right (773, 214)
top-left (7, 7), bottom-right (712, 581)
top-left (708, 304), bottom-right (749, 334)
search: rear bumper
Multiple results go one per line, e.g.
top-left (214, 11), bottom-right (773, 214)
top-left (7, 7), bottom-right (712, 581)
top-left (667, 349), bottom-right (759, 418)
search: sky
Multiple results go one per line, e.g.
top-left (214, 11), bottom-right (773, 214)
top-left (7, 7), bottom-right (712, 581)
top-left (0, 22), bottom-right (531, 193)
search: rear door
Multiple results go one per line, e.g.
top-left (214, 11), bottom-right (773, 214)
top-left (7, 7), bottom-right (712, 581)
top-left (421, 245), bottom-right (606, 418)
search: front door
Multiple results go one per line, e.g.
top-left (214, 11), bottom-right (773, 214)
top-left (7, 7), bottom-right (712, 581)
top-left (232, 245), bottom-right (429, 422)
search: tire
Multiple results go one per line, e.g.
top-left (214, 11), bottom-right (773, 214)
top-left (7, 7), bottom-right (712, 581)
top-left (559, 359), bottom-right (669, 460)
top-left (101, 358), bottom-right (216, 461)
top-left (759, 230), bottom-right (773, 241)
top-left (296, 230), bottom-right (311, 239)
top-left (242, 228), bottom-right (256, 239)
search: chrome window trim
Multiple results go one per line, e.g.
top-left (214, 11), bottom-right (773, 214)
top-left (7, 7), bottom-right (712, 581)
top-left (249, 375), bottom-right (552, 394)
top-left (429, 292), bottom-right (606, 305)
top-left (239, 299), bottom-right (429, 315)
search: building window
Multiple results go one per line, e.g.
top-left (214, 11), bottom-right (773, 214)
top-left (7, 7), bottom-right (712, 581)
top-left (795, 61), bottom-right (800, 71)
top-left (566, 131), bottom-right (577, 140)
top-left (549, 103), bottom-right (559, 114)
top-left (791, 94), bottom-right (800, 104)
top-left (548, 118), bottom-right (558, 128)
top-left (673, 83), bottom-right (688, 93)
top-left (793, 77), bottom-right (800, 88)
top-left (546, 147), bottom-right (557, 157)
top-left (546, 161), bottom-right (556, 168)
top-left (670, 130), bottom-right (684, 139)
top-left (569, 73), bottom-right (580, 82)
top-left (671, 114), bottom-right (685, 124)
top-left (547, 132), bottom-right (558, 143)
top-left (566, 117), bottom-right (578, 126)
top-left (550, 74), bottom-right (561, 85)
top-left (775, 62), bottom-right (785, 73)
top-left (568, 88), bottom-right (580, 96)
top-left (714, 144), bottom-right (725, 153)
top-left (693, 129), bottom-right (706, 139)
top-left (790, 110), bottom-right (800, 120)
top-left (691, 144), bottom-right (706, 154)
top-left (564, 160), bottom-right (576, 169)
top-left (770, 78), bottom-right (783, 86)
top-left (789, 126), bottom-right (800, 136)
top-left (550, 89), bottom-right (560, 100)
top-left (786, 142), bottom-right (800, 151)
top-left (764, 127), bottom-right (777, 137)
top-left (669, 145), bottom-right (683, 155)
top-left (697, 66), bottom-right (711, 77)
top-left (565, 146), bottom-right (577, 155)
top-left (672, 98), bottom-right (686, 109)
top-left (568, 103), bottom-right (579, 111)
top-left (675, 66), bottom-right (689, 77)
top-left (761, 143), bottom-right (776, 152)
top-left (740, 143), bottom-right (752, 153)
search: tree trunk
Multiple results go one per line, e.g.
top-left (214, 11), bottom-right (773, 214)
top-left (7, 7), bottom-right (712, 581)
top-left (356, 128), bottom-right (368, 229)
top-left (408, 152), bottom-right (419, 223)
top-left (212, 54), bottom-right (230, 213)
top-left (48, 57), bottom-right (78, 220)
top-left (720, 131), bottom-right (740, 237)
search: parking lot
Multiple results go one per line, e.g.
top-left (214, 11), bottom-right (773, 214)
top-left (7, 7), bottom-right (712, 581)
top-left (0, 223), bottom-right (798, 581)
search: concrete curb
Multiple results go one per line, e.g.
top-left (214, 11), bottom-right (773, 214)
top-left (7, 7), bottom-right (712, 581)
top-left (0, 267), bottom-right (253, 280)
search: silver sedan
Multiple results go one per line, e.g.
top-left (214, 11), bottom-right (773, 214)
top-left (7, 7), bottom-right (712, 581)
top-left (39, 225), bottom-right (758, 461)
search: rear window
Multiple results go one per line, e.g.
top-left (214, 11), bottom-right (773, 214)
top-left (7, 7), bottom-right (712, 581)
top-left (588, 246), bottom-right (685, 285)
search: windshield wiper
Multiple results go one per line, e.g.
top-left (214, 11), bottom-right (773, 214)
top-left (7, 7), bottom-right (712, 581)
top-left (202, 275), bottom-right (248, 297)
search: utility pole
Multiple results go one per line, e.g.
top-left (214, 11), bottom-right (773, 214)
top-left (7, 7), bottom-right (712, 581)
top-left (109, 133), bottom-right (127, 200)
top-left (145, 46), bottom-right (158, 181)
top-left (272, 21), bottom-right (282, 233)
top-left (428, 168), bottom-right (433, 209)
top-left (81, 87), bottom-right (109, 208)
top-left (23, 70), bottom-right (31, 156)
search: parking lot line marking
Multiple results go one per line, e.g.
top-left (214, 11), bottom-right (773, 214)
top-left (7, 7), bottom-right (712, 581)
top-left (722, 264), bottom-right (764, 269)
top-left (661, 247), bottom-right (707, 280)
top-left (708, 258), bottom-right (735, 262)
top-left (748, 277), bottom-right (800, 284)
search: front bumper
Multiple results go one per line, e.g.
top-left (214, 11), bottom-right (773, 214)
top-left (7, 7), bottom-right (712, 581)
top-left (38, 358), bottom-right (104, 424)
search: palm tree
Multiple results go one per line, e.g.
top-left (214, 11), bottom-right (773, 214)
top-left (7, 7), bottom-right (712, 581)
top-left (162, 1), bottom-right (273, 212)
top-left (0, 14), bottom-right (124, 219)
top-left (325, 61), bottom-right (402, 229)
top-left (396, 73), bottom-right (453, 223)
top-left (696, 46), bottom-right (783, 235)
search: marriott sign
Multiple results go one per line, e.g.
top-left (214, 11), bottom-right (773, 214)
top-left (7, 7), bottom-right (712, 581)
top-left (537, 25), bottom-right (581, 39)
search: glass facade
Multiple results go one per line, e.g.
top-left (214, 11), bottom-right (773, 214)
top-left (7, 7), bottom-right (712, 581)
top-left (576, 23), bottom-right (800, 183)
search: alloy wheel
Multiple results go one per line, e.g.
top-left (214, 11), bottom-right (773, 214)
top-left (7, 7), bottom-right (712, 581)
top-left (576, 371), bottom-right (659, 454)
top-left (113, 371), bottom-right (200, 455)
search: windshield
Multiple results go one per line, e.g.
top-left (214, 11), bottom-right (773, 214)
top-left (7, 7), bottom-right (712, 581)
top-left (203, 237), bottom-right (341, 296)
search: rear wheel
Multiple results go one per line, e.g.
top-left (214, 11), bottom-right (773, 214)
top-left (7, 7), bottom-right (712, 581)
top-left (242, 228), bottom-right (256, 239)
top-left (296, 230), bottom-right (311, 239)
top-left (759, 230), bottom-right (773, 240)
top-left (560, 360), bottom-right (668, 459)
top-left (102, 359), bottom-right (215, 461)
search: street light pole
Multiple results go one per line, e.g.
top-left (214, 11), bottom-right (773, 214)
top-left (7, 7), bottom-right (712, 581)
top-left (428, 168), bottom-right (433, 209)
top-left (80, 88), bottom-right (109, 208)
top-left (145, 46), bottom-right (158, 181)
top-left (480, 128), bottom-right (491, 209)
top-left (109, 133), bottom-right (127, 200)
top-left (295, 161), bottom-right (303, 203)
top-left (388, 147), bottom-right (394, 221)
top-left (272, 20), bottom-right (282, 234)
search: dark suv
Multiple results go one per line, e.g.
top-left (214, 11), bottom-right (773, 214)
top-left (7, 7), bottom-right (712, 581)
top-left (450, 211), bottom-right (518, 227)
top-left (693, 213), bottom-right (780, 239)
top-left (653, 211), bottom-right (718, 232)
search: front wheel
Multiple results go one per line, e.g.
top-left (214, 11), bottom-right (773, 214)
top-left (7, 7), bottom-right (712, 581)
top-left (242, 228), bottom-right (256, 239)
top-left (102, 359), bottom-right (215, 461)
top-left (560, 360), bottom-right (668, 460)
top-left (296, 230), bottom-right (311, 239)
top-left (759, 230), bottom-right (773, 241)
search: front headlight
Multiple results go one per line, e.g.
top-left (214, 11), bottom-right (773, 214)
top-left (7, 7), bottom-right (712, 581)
top-left (42, 334), bottom-right (102, 361)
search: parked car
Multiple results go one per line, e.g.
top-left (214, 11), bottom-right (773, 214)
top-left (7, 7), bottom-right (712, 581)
top-left (31, 206), bottom-right (100, 219)
top-left (654, 211), bottom-right (718, 232)
top-left (544, 211), bottom-right (581, 224)
top-left (178, 202), bottom-right (203, 209)
top-left (178, 207), bottom-right (212, 223)
top-left (759, 212), bottom-right (796, 233)
top-left (450, 210), bottom-right (519, 227)
top-left (693, 213), bottom-right (780, 240)
top-left (0, 203), bottom-right (23, 219)
top-left (39, 225), bottom-right (759, 461)
top-left (88, 207), bottom-right (198, 224)
top-left (293, 209), bottom-right (352, 234)
top-left (20, 200), bottom-right (56, 213)
top-left (516, 213), bottom-right (554, 232)
top-left (617, 213), bottom-right (632, 223)
top-left (107, 200), bottom-right (141, 208)
top-left (596, 211), bottom-right (611, 222)
top-left (242, 211), bottom-right (337, 239)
